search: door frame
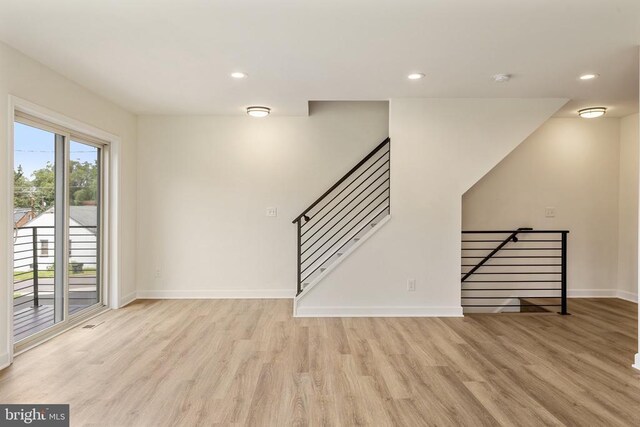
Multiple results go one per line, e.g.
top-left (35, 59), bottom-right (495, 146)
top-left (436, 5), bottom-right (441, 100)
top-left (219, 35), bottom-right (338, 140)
top-left (5, 95), bottom-right (122, 363)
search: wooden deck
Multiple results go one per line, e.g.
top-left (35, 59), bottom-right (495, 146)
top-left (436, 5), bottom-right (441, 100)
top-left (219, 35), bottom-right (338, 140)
top-left (13, 275), bottom-right (99, 342)
top-left (1, 298), bottom-right (639, 426)
top-left (13, 298), bottom-right (97, 342)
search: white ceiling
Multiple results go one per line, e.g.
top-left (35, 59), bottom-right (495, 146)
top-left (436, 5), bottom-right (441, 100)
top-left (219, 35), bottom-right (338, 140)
top-left (0, 0), bottom-right (638, 117)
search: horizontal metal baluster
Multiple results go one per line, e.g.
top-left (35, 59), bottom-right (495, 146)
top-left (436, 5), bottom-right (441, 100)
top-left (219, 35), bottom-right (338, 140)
top-left (461, 264), bottom-right (561, 267)
top-left (461, 288), bottom-right (561, 291)
top-left (463, 280), bottom-right (561, 283)
top-left (462, 230), bottom-right (568, 234)
top-left (462, 304), bottom-right (562, 307)
top-left (463, 247), bottom-right (561, 251)
top-left (462, 256), bottom-right (562, 259)
top-left (462, 272), bottom-right (560, 275)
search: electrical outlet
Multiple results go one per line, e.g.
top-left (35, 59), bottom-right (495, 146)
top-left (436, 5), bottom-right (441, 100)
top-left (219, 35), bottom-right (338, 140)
top-left (407, 279), bottom-right (416, 292)
top-left (545, 207), bottom-right (556, 218)
top-left (266, 207), bottom-right (278, 217)
top-left (154, 269), bottom-right (161, 279)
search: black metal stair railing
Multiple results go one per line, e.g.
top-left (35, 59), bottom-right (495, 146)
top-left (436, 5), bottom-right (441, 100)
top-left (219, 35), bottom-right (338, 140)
top-left (293, 138), bottom-right (391, 295)
top-left (461, 228), bottom-right (569, 314)
top-left (13, 224), bottom-right (100, 341)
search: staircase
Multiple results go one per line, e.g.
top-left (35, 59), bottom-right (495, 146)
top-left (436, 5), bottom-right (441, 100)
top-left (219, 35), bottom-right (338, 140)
top-left (292, 138), bottom-right (391, 297)
top-left (461, 228), bottom-right (570, 314)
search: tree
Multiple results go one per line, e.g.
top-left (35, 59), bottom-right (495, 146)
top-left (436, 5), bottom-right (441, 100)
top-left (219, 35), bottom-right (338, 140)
top-left (31, 162), bottom-right (55, 212)
top-left (13, 165), bottom-right (33, 209)
top-left (69, 160), bottom-right (98, 206)
top-left (13, 159), bottom-right (98, 213)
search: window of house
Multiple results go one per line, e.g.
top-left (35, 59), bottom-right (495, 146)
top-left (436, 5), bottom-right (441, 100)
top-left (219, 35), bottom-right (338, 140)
top-left (40, 239), bottom-right (49, 257)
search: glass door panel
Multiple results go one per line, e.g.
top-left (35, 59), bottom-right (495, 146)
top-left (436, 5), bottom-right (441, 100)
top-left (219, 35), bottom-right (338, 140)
top-left (68, 141), bottom-right (101, 315)
top-left (12, 122), bottom-right (63, 342)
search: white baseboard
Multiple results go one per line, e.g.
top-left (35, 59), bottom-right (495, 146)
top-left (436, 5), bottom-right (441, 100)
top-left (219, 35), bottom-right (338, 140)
top-left (615, 290), bottom-right (639, 303)
top-left (137, 289), bottom-right (295, 299)
top-left (114, 288), bottom-right (639, 308)
top-left (633, 353), bottom-right (640, 371)
top-left (295, 305), bottom-right (463, 317)
top-left (0, 352), bottom-right (10, 371)
top-left (119, 291), bottom-right (138, 308)
top-left (568, 289), bottom-right (638, 303)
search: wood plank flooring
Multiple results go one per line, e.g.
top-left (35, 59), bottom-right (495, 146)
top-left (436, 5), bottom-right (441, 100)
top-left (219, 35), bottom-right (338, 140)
top-left (0, 298), bottom-right (638, 426)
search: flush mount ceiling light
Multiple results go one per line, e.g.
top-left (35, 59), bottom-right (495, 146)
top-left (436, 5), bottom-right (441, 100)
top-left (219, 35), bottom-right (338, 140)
top-left (578, 107), bottom-right (606, 118)
top-left (246, 106), bottom-right (271, 118)
top-left (492, 73), bottom-right (511, 83)
top-left (231, 72), bottom-right (247, 79)
top-left (407, 73), bottom-right (425, 80)
top-left (579, 73), bottom-right (599, 80)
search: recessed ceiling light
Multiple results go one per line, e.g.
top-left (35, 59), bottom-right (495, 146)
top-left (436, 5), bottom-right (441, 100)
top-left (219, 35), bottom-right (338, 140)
top-left (231, 72), bottom-right (247, 79)
top-left (578, 107), bottom-right (606, 119)
top-left (407, 73), bottom-right (425, 80)
top-left (247, 106), bottom-right (271, 118)
top-left (579, 73), bottom-right (599, 80)
top-left (492, 74), bottom-right (511, 83)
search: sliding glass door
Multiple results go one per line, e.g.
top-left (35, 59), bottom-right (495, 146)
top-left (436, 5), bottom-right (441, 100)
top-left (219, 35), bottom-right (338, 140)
top-left (12, 114), bottom-right (106, 347)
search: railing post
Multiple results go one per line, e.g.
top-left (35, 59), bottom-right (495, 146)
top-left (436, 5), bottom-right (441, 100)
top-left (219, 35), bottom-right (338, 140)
top-left (560, 231), bottom-right (569, 315)
top-left (296, 219), bottom-right (302, 296)
top-left (32, 227), bottom-right (40, 308)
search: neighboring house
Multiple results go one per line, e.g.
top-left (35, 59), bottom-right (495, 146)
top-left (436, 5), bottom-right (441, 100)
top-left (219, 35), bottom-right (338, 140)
top-left (13, 208), bottom-right (36, 228)
top-left (13, 206), bottom-right (98, 273)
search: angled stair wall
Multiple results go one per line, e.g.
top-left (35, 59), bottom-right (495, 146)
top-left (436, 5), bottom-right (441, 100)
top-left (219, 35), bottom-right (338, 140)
top-left (293, 138), bottom-right (391, 301)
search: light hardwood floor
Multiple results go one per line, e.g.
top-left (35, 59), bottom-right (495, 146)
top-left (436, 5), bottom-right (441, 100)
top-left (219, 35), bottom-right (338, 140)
top-left (0, 298), bottom-right (639, 426)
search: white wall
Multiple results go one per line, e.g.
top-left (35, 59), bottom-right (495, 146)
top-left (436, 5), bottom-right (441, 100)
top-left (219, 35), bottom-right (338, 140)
top-left (296, 98), bottom-right (566, 316)
top-left (136, 102), bottom-right (389, 298)
top-left (463, 118), bottom-right (627, 298)
top-left (619, 114), bottom-right (639, 300)
top-left (0, 41), bottom-right (137, 367)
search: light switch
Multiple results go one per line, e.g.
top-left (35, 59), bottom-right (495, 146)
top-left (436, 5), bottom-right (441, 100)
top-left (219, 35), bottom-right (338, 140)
top-left (545, 207), bottom-right (556, 218)
top-left (266, 207), bottom-right (278, 217)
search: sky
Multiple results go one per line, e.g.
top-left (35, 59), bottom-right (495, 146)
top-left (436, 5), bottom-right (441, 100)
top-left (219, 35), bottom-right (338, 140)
top-left (14, 122), bottom-right (97, 177)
